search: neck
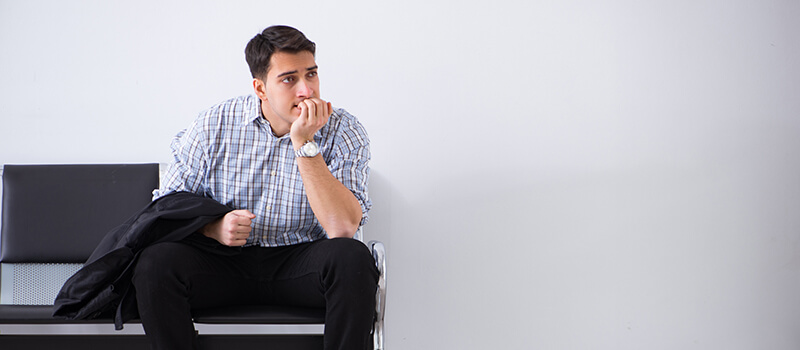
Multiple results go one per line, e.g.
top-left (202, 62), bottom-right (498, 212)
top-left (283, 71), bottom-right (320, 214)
top-left (260, 100), bottom-right (290, 137)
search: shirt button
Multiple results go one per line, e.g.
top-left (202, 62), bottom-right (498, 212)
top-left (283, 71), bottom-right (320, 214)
top-left (271, 170), bottom-right (277, 176)
top-left (266, 206), bottom-right (272, 211)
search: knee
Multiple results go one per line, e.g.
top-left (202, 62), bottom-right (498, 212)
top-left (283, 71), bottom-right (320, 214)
top-left (323, 238), bottom-right (379, 283)
top-left (327, 238), bottom-right (374, 265)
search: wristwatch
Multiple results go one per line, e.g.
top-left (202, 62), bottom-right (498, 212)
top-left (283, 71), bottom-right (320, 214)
top-left (295, 140), bottom-right (320, 158)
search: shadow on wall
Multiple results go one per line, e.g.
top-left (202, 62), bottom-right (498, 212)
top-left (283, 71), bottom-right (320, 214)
top-left (363, 169), bottom-right (401, 250)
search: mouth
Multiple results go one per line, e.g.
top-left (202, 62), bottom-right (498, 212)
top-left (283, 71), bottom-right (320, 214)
top-left (292, 99), bottom-right (308, 111)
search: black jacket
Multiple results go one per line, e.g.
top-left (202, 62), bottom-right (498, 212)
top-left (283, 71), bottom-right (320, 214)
top-left (52, 191), bottom-right (233, 329)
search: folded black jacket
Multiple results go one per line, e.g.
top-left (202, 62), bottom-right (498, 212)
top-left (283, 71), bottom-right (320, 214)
top-left (52, 191), bottom-right (233, 330)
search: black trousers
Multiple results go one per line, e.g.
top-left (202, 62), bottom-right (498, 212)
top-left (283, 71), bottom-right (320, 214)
top-left (131, 236), bottom-right (379, 350)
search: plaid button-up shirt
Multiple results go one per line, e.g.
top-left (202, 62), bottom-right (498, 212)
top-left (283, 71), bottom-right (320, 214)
top-left (154, 94), bottom-right (371, 247)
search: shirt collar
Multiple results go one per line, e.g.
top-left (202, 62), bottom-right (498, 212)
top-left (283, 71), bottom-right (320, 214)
top-left (243, 94), bottom-right (263, 126)
top-left (245, 95), bottom-right (293, 139)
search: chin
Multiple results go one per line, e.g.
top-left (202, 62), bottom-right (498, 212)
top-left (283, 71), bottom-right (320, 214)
top-left (285, 113), bottom-right (300, 124)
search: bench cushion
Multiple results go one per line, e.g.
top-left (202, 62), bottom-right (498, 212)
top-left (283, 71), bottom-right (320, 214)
top-left (0, 304), bottom-right (324, 325)
top-left (193, 305), bottom-right (325, 324)
top-left (0, 305), bottom-right (122, 324)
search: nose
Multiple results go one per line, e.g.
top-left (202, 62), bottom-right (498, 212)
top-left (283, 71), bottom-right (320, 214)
top-left (296, 79), bottom-right (313, 99)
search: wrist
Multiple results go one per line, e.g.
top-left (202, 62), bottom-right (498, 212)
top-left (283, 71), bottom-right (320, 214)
top-left (201, 218), bottom-right (221, 238)
top-left (294, 139), bottom-right (320, 158)
top-left (291, 136), bottom-right (309, 150)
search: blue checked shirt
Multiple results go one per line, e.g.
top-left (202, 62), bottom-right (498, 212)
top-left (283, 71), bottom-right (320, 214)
top-left (154, 94), bottom-right (371, 247)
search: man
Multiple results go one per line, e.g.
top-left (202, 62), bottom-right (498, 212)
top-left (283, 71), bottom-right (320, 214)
top-left (131, 25), bottom-right (378, 350)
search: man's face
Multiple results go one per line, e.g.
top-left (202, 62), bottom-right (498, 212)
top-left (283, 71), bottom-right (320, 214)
top-left (255, 50), bottom-right (320, 136)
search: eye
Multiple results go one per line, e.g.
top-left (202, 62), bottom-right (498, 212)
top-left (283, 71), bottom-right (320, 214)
top-left (281, 76), bottom-right (295, 84)
top-left (307, 71), bottom-right (318, 79)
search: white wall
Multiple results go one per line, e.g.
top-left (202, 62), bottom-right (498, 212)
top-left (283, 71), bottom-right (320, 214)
top-left (2, 0), bottom-right (800, 349)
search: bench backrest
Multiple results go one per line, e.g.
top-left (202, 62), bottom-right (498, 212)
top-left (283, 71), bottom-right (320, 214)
top-left (0, 164), bottom-right (159, 304)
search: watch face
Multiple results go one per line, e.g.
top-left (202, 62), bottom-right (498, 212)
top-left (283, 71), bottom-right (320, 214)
top-left (303, 141), bottom-right (319, 155)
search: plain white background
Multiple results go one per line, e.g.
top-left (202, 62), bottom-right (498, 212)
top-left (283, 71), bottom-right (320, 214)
top-left (2, 0), bottom-right (800, 349)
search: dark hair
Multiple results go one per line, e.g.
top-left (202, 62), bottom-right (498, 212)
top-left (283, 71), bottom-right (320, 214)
top-left (245, 25), bottom-right (316, 79)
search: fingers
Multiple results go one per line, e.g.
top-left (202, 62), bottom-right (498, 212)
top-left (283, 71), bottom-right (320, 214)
top-left (227, 210), bottom-right (254, 227)
top-left (300, 98), bottom-right (330, 124)
top-left (304, 99), bottom-right (317, 125)
top-left (292, 98), bottom-right (331, 147)
top-left (222, 210), bottom-right (255, 246)
top-left (298, 101), bottom-right (309, 123)
top-left (231, 209), bottom-right (256, 219)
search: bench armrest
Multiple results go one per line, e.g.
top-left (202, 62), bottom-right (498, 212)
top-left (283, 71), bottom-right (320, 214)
top-left (368, 240), bottom-right (386, 350)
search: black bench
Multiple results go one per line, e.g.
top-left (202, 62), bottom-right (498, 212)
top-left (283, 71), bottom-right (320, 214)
top-left (0, 164), bottom-right (386, 349)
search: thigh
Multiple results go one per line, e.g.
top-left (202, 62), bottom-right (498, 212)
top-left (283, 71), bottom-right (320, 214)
top-left (258, 238), bottom-right (378, 307)
top-left (135, 240), bottom-right (262, 310)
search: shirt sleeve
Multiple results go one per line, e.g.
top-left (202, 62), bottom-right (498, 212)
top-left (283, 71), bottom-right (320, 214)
top-left (328, 115), bottom-right (372, 226)
top-left (152, 118), bottom-right (210, 200)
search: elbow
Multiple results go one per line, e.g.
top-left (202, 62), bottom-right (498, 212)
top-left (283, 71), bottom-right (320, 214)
top-left (325, 218), bottom-right (360, 239)
top-left (320, 201), bottom-right (363, 239)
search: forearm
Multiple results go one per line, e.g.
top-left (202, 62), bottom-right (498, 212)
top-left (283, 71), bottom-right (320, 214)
top-left (296, 155), bottom-right (362, 238)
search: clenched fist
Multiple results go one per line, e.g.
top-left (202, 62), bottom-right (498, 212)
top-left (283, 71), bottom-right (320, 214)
top-left (201, 209), bottom-right (256, 246)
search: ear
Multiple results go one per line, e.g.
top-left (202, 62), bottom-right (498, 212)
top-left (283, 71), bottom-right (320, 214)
top-left (253, 78), bottom-right (268, 100)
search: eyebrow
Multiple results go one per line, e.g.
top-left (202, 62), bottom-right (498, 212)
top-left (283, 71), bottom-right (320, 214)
top-left (276, 65), bottom-right (319, 79)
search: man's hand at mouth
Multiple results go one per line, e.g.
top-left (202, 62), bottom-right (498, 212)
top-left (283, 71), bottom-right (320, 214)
top-left (291, 98), bottom-right (332, 149)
